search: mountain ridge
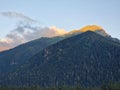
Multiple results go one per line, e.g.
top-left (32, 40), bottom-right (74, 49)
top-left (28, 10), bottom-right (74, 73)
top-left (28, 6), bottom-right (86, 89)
top-left (0, 25), bottom-right (119, 78)
top-left (1, 31), bottom-right (120, 87)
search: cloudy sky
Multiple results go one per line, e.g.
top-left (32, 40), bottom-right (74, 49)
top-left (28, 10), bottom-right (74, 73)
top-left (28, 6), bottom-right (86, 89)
top-left (0, 0), bottom-right (120, 51)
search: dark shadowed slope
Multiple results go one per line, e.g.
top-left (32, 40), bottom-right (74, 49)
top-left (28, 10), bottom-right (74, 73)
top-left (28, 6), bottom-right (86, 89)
top-left (1, 31), bottom-right (120, 87)
top-left (0, 36), bottom-right (65, 76)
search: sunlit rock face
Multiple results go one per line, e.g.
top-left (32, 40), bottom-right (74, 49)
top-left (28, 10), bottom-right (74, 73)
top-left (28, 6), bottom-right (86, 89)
top-left (80, 25), bottom-right (109, 36)
top-left (80, 25), bottom-right (103, 32)
top-left (68, 25), bottom-right (109, 37)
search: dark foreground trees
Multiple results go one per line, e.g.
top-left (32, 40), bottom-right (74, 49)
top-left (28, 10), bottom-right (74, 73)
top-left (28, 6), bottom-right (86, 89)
top-left (0, 83), bottom-right (120, 90)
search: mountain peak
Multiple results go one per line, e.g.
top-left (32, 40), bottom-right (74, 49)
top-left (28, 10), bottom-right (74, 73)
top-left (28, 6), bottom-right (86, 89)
top-left (68, 25), bottom-right (109, 37)
top-left (80, 25), bottom-right (104, 32)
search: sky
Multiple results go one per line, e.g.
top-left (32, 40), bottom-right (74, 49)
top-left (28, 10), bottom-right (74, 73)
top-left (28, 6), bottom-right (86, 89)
top-left (0, 0), bottom-right (120, 51)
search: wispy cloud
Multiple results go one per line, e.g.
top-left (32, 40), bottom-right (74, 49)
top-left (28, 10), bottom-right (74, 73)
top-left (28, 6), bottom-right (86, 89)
top-left (0, 11), bottom-right (37, 23)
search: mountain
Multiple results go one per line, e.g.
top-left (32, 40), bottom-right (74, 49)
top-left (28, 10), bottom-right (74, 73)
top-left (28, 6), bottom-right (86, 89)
top-left (0, 25), bottom-right (109, 76)
top-left (1, 31), bottom-right (120, 87)
top-left (0, 36), bottom-right (65, 76)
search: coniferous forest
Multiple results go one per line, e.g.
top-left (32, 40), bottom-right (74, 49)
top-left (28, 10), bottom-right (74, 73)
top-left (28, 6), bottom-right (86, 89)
top-left (0, 83), bottom-right (120, 90)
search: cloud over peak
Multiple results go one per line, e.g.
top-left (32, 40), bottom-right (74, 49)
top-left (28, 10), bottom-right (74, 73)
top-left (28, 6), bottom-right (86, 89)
top-left (0, 24), bottom-right (67, 52)
top-left (0, 11), bottom-right (67, 52)
top-left (50, 26), bottom-right (67, 35)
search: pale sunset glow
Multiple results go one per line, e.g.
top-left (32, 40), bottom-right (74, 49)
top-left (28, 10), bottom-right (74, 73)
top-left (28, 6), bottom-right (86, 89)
top-left (0, 46), bottom-right (11, 52)
top-left (50, 26), bottom-right (67, 36)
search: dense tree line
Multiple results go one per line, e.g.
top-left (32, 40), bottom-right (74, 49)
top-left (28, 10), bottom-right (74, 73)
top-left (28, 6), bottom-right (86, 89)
top-left (0, 83), bottom-right (120, 90)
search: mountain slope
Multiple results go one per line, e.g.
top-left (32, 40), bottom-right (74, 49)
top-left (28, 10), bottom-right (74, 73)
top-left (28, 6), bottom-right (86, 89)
top-left (1, 31), bottom-right (120, 87)
top-left (0, 36), bottom-right (65, 76)
top-left (0, 25), bottom-right (115, 76)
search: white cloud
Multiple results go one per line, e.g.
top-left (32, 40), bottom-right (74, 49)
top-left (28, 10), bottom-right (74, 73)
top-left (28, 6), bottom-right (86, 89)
top-left (0, 24), bottom-right (67, 52)
top-left (0, 11), bottom-right (67, 52)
